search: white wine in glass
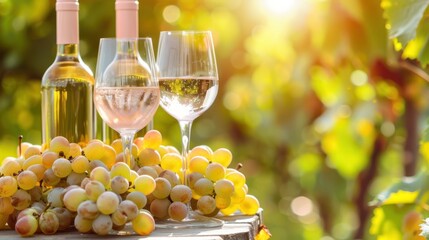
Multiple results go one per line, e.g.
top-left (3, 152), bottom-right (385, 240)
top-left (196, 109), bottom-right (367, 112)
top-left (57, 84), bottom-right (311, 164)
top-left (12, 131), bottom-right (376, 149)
top-left (156, 31), bottom-right (221, 228)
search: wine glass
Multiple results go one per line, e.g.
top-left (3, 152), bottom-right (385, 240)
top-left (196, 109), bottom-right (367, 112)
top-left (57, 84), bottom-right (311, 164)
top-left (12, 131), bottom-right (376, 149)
top-left (94, 38), bottom-right (159, 167)
top-left (156, 31), bottom-right (220, 227)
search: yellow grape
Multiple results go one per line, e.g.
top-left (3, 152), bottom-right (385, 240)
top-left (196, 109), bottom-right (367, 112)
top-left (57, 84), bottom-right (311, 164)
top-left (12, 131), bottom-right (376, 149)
top-left (159, 170), bottom-right (180, 187)
top-left (168, 201), bottom-right (188, 221)
top-left (187, 172), bottom-right (204, 188)
top-left (110, 162), bottom-right (131, 180)
top-left (0, 176), bottom-right (18, 197)
top-left (63, 188), bottom-right (88, 212)
top-left (92, 214), bottom-right (112, 235)
top-left (118, 200), bottom-right (138, 221)
top-left (188, 145), bottom-right (213, 162)
top-left (238, 194), bottom-right (260, 215)
top-left (143, 130), bottom-right (163, 149)
top-left (110, 176), bottom-right (129, 194)
top-left (15, 215), bottom-right (38, 237)
top-left (68, 143), bottom-right (82, 159)
top-left (157, 145), bottom-right (169, 158)
top-left (42, 151), bottom-right (59, 168)
top-left (18, 142), bottom-right (32, 157)
top-left (149, 198), bottom-right (171, 220)
top-left (22, 155), bottom-right (42, 170)
top-left (43, 168), bottom-right (61, 187)
top-left (39, 211), bottom-right (60, 234)
top-left (85, 180), bottom-right (105, 202)
top-left (225, 170), bottom-right (246, 188)
top-left (214, 179), bottom-right (235, 197)
top-left (1, 160), bottom-right (21, 176)
top-left (17, 170), bottom-right (38, 190)
top-left (49, 136), bottom-right (70, 156)
top-left (193, 177), bottom-right (214, 196)
top-left (110, 139), bottom-right (123, 153)
top-left (132, 143), bottom-right (139, 159)
top-left (129, 170), bottom-right (139, 186)
top-left (231, 186), bottom-right (246, 204)
top-left (74, 214), bottom-right (93, 233)
top-left (111, 209), bottom-right (127, 226)
top-left (90, 167), bottom-right (111, 188)
top-left (0, 197), bottom-right (14, 215)
top-left (160, 153), bottom-right (182, 173)
top-left (220, 203), bottom-right (239, 216)
top-left (215, 195), bottom-right (231, 209)
top-left (189, 156), bottom-right (209, 174)
top-left (77, 200), bottom-right (99, 220)
top-left (134, 175), bottom-right (156, 195)
top-left (132, 211), bottom-right (155, 236)
top-left (212, 148), bottom-right (233, 167)
top-left (27, 164), bottom-right (46, 182)
top-left (137, 148), bottom-right (161, 166)
top-left (126, 191), bottom-right (147, 209)
top-left (133, 137), bottom-right (144, 151)
top-left (23, 145), bottom-right (41, 159)
top-left (52, 157), bottom-right (72, 178)
top-left (170, 185), bottom-right (192, 203)
top-left (83, 140), bottom-right (104, 161)
top-left (205, 162), bottom-right (226, 182)
top-left (71, 156), bottom-right (90, 174)
top-left (100, 144), bottom-right (116, 169)
top-left (166, 146), bottom-right (180, 155)
top-left (197, 195), bottom-right (216, 215)
top-left (97, 191), bottom-right (119, 215)
top-left (152, 177), bottom-right (172, 199)
top-left (11, 189), bottom-right (32, 210)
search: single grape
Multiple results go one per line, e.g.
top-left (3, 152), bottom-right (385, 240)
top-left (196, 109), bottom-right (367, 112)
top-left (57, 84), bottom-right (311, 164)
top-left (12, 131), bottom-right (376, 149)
top-left (71, 155), bottom-right (90, 174)
top-left (111, 175), bottom-right (129, 195)
top-left (129, 170), bottom-right (139, 186)
top-left (187, 172), bottom-right (204, 189)
top-left (197, 195), bottom-right (216, 215)
top-left (85, 180), bottom-right (106, 202)
top-left (1, 160), bottom-right (21, 176)
top-left (63, 187), bottom-right (88, 212)
top-left (96, 191), bottom-right (119, 215)
top-left (212, 148), bottom-right (233, 167)
top-left (92, 214), bottom-right (112, 235)
top-left (11, 189), bottom-right (31, 210)
top-left (189, 156), bottom-right (209, 175)
top-left (193, 177), bottom-right (214, 196)
top-left (126, 191), bottom-right (147, 209)
top-left (52, 157), bottom-right (72, 178)
top-left (110, 162), bottom-right (131, 180)
top-left (23, 145), bottom-right (42, 159)
top-left (47, 187), bottom-right (65, 208)
top-left (0, 197), bottom-right (14, 215)
top-left (111, 209), bottom-right (127, 226)
top-left (132, 211), bottom-right (155, 236)
top-left (170, 185), bottom-right (192, 203)
top-left (39, 210), bottom-right (59, 234)
top-left (17, 170), bottom-right (38, 190)
top-left (205, 162), bottom-right (226, 182)
top-left (137, 148), bottom-right (161, 167)
top-left (28, 186), bottom-right (43, 202)
top-left (238, 194), bottom-right (260, 215)
top-left (188, 145), bottom-right (213, 162)
top-left (15, 215), bottom-right (38, 237)
top-left (77, 200), bottom-right (99, 220)
top-left (168, 201), bottom-right (188, 221)
top-left (42, 151), bottom-right (59, 168)
top-left (27, 163), bottom-right (46, 182)
top-left (49, 136), bottom-right (70, 156)
top-left (90, 166), bottom-right (111, 188)
top-left (159, 170), bottom-right (180, 187)
top-left (137, 166), bottom-right (158, 179)
top-left (19, 142), bottom-right (33, 157)
top-left (100, 144), bottom-right (116, 169)
top-left (66, 171), bottom-right (87, 186)
top-left (68, 142), bottom-right (82, 159)
top-left (51, 207), bottom-right (73, 231)
top-left (143, 129), bottom-right (163, 149)
top-left (157, 145), bottom-right (169, 158)
top-left (225, 170), bottom-right (246, 188)
top-left (231, 186), bottom-right (246, 204)
top-left (214, 179), bottom-right (235, 198)
top-left (134, 175), bottom-right (156, 195)
top-left (88, 160), bottom-right (108, 172)
top-left (149, 198), bottom-right (171, 220)
top-left (152, 177), bottom-right (172, 199)
top-left (22, 155), bottom-right (42, 170)
top-left (43, 168), bottom-right (61, 187)
top-left (161, 153), bottom-right (182, 173)
top-left (74, 214), bottom-right (93, 233)
top-left (215, 195), bottom-right (231, 209)
top-left (118, 200), bottom-right (139, 221)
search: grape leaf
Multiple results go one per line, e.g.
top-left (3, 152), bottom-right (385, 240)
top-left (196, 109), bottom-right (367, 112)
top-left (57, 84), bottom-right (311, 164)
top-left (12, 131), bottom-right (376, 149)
top-left (381, 0), bottom-right (429, 46)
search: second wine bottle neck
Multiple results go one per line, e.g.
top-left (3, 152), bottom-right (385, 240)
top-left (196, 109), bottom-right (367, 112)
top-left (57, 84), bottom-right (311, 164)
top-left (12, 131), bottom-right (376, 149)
top-left (56, 43), bottom-right (81, 60)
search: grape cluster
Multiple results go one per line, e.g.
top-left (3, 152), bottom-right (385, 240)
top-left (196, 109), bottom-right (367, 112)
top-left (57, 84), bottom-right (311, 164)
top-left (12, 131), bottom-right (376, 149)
top-left (0, 130), bottom-right (260, 237)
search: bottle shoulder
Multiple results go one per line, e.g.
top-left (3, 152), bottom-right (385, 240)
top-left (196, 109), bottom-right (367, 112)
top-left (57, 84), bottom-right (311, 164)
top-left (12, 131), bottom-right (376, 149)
top-left (42, 59), bottom-right (94, 86)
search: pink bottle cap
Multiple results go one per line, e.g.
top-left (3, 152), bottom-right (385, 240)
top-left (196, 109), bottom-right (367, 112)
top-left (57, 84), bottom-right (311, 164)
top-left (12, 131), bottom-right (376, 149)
top-left (115, 0), bottom-right (139, 39)
top-left (56, 0), bottom-right (79, 44)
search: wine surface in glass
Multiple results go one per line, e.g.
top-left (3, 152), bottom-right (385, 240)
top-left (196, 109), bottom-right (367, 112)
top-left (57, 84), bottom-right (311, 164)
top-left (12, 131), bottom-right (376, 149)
top-left (159, 77), bottom-right (218, 121)
top-left (94, 86), bottom-right (160, 133)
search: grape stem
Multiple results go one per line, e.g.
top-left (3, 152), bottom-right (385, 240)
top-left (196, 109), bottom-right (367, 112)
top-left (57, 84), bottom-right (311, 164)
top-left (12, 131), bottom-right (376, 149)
top-left (18, 135), bottom-right (23, 157)
top-left (236, 163), bottom-right (243, 171)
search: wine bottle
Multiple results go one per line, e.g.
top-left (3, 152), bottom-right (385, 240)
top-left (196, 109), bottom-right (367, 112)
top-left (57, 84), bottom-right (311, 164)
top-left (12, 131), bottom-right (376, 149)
top-left (41, 0), bottom-right (95, 147)
top-left (102, 0), bottom-right (151, 144)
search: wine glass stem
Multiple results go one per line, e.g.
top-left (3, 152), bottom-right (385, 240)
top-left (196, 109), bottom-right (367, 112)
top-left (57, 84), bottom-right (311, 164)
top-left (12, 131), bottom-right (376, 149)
top-left (121, 131), bottom-right (135, 167)
top-left (179, 120), bottom-right (193, 186)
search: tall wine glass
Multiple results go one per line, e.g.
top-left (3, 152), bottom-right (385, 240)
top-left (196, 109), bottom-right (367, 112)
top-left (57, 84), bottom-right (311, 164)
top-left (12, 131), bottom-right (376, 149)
top-left (94, 38), bottom-right (159, 167)
top-left (157, 31), bottom-right (220, 227)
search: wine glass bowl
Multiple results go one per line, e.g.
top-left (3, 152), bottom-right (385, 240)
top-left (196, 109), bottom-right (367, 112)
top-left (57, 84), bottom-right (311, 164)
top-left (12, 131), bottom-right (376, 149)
top-left (94, 38), bottom-right (159, 166)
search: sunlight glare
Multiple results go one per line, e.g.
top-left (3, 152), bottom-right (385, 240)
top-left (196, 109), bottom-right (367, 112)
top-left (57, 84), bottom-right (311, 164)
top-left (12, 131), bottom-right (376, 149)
top-left (263, 0), bottom-right (298, 14)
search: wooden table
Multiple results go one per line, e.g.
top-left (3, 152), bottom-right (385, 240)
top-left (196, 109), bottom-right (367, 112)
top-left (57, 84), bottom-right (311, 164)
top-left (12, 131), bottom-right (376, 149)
top-left (0, 210), bottom-right (262, 240)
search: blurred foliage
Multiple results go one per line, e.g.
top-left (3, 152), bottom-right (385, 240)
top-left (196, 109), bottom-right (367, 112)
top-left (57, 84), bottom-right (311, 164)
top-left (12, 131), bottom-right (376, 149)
top-left (2, 0), bottom-right (429, 239)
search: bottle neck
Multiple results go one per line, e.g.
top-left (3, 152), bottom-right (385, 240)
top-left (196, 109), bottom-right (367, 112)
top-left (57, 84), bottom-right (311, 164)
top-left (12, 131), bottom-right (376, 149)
top-left (56, 43), bottom-right (80, 59)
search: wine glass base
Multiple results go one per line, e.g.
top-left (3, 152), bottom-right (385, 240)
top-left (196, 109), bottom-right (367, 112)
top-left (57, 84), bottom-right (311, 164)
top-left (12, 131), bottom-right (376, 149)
top-left (155, 212), bottom-right (223, 229)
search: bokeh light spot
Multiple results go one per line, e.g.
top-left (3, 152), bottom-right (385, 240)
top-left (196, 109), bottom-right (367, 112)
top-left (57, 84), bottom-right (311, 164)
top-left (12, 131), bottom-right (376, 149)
top-left (351, 70), bottom-right (368, 86)
top-left (291, 196), bottom-right (313, 217)
top-left (223, 92), bottom-right (242, 111)
top-left (163, 5), bottom-right (181, 24)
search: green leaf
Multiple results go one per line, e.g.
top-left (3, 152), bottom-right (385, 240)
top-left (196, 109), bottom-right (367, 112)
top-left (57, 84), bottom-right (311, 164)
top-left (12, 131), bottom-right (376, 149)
top-left (381, 0), bottom-right (429, 46)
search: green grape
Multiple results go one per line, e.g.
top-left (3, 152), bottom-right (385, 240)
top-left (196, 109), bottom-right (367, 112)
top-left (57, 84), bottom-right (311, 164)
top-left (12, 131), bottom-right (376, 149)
top-left (49, 136), bottom-right (70, 156)
top-left (0, 176), bottom-right (18, 197)
top-left (126, 191), bottom-right (147, 209)
top-left (187, 172), bottom-right (204, 189)
top-left (71, 156), bottom-right (90, 174)
top-left (27, 163), bottom-right (46, 182)
top-left (143, 129), bottom-right (163, 149)
top-left (11, 189), bottom-right (31, 210)
top-left (138, 148), bottom-right (161, 167)
top-left (212, 148), bottom-right (233, 167)
top-left (238, 194), bottom-right (260, 215)
top-left (149, 198), bottom-right (171, 220)
top-left (90, 166), bottom-right (110, 188)
top-left (132, 211), bottom-right (155, 236)
top-left (42, 151), bottom-right (59, 168)
top-left (63, 188), bottom-right (88, 212)
top-left (225, 170), bottom-right (246, 188)
top-left (111, 209), bottom-right (127, 226)
top-left (1, 160), bottom-right (21, 176)
top-left (189, 156), bottom-right (209, 174)
top-left (205, 162), bottom-right (226, 182)
top-left (100, 144), bottom-right (116, 169)
top-left (39, 210), bottom-right (59, 234)
top-left (137, 166), bottom-right (158, 179)
top-left (22, 155), bottom-right (42, 170)
top-left (96, 191), bottom-right (119, 215)
top-left (159, 170), bottom-right (180, 187)
top-left (92, 214), bottom-right (112, 235)
top-left (231, 186), bottom-right (246, 204)
top-left (83, 140), bottom-right (104, 161)
top-left (0, 197), bottom-right (14, 215)
top-left (43, 168), bottom-right (61, 187)
top-left (85, 180), bottom-right (105, 202)
top-left (118, 200), bottom-right (138, 221)
top-left (160, 153), bottom-right (182, 173)
top-left (74, 214), bottom-right (93, 233)
top-left (152, 177), bottom-right (172, 199)
top-left (193, 177), bottom-right (214, 196)
top-left (214, 179), bottom-right (235, 198)
top-left (67, 171), bottom-right (87, 186)
top-left (188, 145), bottom-right (213, 162)
top-left (220, 203), bottom-right (239, 216)
top-left (24, 145), bottom-right (42, 159)
top-left (52, 157), bottom-right (72, 178)
top-left (77, 200), bottom-right (99, 220)
top-left (134, 175), bottom-right (156, 195)
top-left (47, 187), bottom-right (65, 208)
top-left (16, 170), bottom-right (38, 190)
top-left (68, 143), bottom-right (82, 159)
top-left (110, 162), bottom-right (131, 180)
top-left (168, 201), bottom-right (188, 221)
top-left (14, 215), bottom-right (38, 237)
top-left (215, 195), bottom-right (231, 209)
top-left (110, 175), bottom-right (129, 195)
top-left (170, 185), bottom-right (192, 203)
top-left (197, 195), bottom-right (216, 215)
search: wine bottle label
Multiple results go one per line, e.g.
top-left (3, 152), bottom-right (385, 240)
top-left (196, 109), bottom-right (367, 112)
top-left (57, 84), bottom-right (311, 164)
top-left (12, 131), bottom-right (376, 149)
top-left (56, 0), bottom-right (79, 44)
